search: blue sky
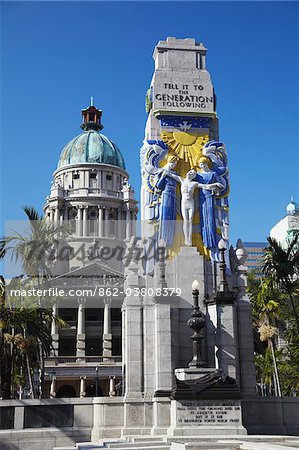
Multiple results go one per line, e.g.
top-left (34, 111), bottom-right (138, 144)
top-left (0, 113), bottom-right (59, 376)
top-left (1, 1), bottom-right (298, 245)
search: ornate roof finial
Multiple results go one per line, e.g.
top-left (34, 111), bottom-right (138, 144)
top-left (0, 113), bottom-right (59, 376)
top-left (81, 100), bottom-right (103, 132)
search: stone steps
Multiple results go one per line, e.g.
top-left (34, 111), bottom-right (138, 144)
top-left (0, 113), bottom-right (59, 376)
top-left (108, 441), bottom-right (169, 448)
top-left (53, 436), bottom-right (299, 450)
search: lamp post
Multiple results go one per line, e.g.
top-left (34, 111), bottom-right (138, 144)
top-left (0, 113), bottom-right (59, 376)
top-left (187, 280), bottom-right (206, 368)
top-left (218, 238), bottom-right (228, 293)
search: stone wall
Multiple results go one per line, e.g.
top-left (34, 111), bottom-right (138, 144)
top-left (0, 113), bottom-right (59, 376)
top-left (1, 396), bottom-right (299, 450)
top-left (242, 397), bottom-right (299, 435)
top-left (0, 398), bottom-right (93, 450)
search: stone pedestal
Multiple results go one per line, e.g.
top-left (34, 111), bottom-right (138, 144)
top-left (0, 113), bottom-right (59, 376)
top-left (168, 367), bottom-right (246, 436)
top-left (175, 367), bottom-right (216, 381)
top-left (167, 399), bottom-right (246, 436)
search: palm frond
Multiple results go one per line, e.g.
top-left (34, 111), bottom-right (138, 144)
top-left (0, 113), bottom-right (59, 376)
top-left (22, 206), bottom-right (42, 222)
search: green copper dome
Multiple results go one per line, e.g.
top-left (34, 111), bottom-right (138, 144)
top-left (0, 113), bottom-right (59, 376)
top-left (57, 129), bottom-right (126, 170)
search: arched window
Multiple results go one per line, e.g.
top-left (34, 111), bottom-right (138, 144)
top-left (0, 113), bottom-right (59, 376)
top-left (56, 385), bottom-right (77, 398)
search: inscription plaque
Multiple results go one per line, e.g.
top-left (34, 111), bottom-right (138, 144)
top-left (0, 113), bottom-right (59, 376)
top-left (177, 400), bottom-right (241, 425)
top-left (168, 400), bottom-right (246, 436)
top-left (153, 80), bottom-right (214, 114)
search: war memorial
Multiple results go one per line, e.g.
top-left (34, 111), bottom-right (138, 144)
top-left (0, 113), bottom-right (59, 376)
top-left (1, 37), bottom-right (299, 450)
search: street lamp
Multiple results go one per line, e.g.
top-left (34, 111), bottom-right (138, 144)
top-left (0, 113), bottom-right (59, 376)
top-left (218, 238), bottom-right (229, 293)
top-left (187, 279), bottom-right (206, 368)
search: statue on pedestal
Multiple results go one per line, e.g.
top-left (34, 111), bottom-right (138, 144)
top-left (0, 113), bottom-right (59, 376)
top-left (159, 168), bottom-right (223, 246)
top-left (140, 139), bottom-right (229, 260)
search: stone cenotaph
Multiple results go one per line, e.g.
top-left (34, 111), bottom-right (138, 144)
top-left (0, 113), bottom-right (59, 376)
top-left (135, 37), bottom-right (256, 436)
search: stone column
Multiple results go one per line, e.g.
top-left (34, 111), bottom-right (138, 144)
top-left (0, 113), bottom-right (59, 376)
top-left (153, 298), bottom-right (175, 393)
top-left (102, 208), bottom-right (106, 237)
top-left (50, 378), bottom-right (57, 398)
top-left (125, 209), bottom-right (131, 240)
top-left (236, 265), bottom-right (257, 396)
top-left (122, 238), bottom-right (145, 436)
top-left (59, 210), bottom-right (64, 225)
top-left (153, 244), bottom-right (175, 394)
top-left (51, 304), bottom-right (59, 356)
top-left (151, 243), bottom-right (177, 435)
top-left (212, 242), bottom-right (239, 381)
top-left (130, 211), bottom-right (136, 237)
top-left (83, 207), bottom-right (88, 237)
top-left (85, 170), bottom-right (90, 189)
top-left (98, 206), bottom-right (103, 237)
top-left (102, 298), bottom-right (112, 360)
top-left (231, 239), bottom-right (256, 396)
top-left (109, 376), bottom-right (116, 397)
top-left (76, 299), bottom-right (86, 357)
top-left (122, 262), bottom-right (143, 397)
top-left (117, 209), bottom-right (122, 239)
top-left (80, 376), bottom-right (86, 398)
top-left (78, 207), bottom-right (83, 237)
top-left (205, 300), bottom-right (217, 368)
top-left (215, 298), bottom-right (238, 380)
top-left (112, 173), bottom-right (116, 191)
top-left (54, 207), bottom-right (59, 223)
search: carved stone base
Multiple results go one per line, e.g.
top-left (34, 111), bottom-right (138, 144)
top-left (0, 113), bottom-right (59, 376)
top-left (167, 399), bottom-right (246, 436)
top-left (171, 367), bottom-right (241, 400)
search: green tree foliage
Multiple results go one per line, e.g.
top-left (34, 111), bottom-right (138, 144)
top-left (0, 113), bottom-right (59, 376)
top-left (247, 235), bottom-right (299, 396)
top-left (0, 207), bottom-right (68, 398)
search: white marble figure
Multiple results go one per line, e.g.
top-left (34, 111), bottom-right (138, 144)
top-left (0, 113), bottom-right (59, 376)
top-left (163, 168), bottom-right (222, 246)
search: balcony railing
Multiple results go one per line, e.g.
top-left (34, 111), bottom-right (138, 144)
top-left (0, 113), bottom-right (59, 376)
top-left (45, 355), bottom-right (122, 366)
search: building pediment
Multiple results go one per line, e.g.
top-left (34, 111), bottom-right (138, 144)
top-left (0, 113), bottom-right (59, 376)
top-left (52, 262), bottom-right (124, 287)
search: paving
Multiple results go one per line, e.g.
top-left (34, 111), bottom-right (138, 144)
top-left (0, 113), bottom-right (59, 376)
top-left (53, 435), bottom-right (299, 450)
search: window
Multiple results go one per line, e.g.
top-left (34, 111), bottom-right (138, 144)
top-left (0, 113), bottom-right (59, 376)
top-left (59, 308), bottom-right (77, 323)
top-left (59, 337), bottom-right (76, 356)
top-left (90, 172), bottom-right (97, 179)
top-left (85, 308), bottom-right (103, 322)
top-left (73, 173), bottom-right (80, 179)
top-left (112, 335), bottom-right (122, 356)
top-left (111, 308), bottom-right (122, 322)
top-left (106, 174), bottom-right (112, 181)
top-left (85, 337), bottom-right (101, 356)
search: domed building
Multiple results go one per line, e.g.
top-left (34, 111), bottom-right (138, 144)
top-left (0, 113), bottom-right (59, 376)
top-left (44, 100), bottom-right (137, 399)
top-left (45, 100), bottom-right (136, 255)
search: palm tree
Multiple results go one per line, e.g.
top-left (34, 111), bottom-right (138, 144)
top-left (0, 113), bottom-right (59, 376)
top-left (1, 293), bottom-right (56, 399)
top-left (262, 234), bottom-right (299, 332)
top-left (248, 275), bottom-right (283, 396)
top-left (0, 206), bottom-right (68, 279)
top-left (0, 206), bottom-right (69, 398)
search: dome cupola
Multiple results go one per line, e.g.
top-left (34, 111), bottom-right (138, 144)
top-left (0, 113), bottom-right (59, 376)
top-left (57, 99), bottom-right (126, 170)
